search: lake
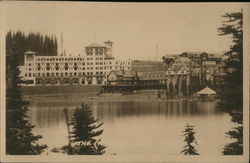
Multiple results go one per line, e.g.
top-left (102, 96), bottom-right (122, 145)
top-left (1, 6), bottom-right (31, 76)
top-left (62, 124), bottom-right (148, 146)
top-left (27, 98), bottom-right (234, 156)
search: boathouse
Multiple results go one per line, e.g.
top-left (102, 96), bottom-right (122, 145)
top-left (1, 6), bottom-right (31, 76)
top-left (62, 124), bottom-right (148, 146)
top-left (196, 87), bottom-right (216, 100)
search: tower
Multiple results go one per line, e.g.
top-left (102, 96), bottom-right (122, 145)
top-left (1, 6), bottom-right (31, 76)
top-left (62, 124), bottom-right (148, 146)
top-left (104, 40), bottom-right (113, 59)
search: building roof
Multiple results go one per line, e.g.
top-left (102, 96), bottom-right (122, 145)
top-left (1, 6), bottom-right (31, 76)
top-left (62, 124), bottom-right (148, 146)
top-left (180, 52), bottom-right (202, 57)
top-left (104, 40), bottom-right (113, 44)
top-left (162, 54), bottom-right (177, 59)
top-left (166, 57), bottom-right (191, 72)
top-left (197, 87), bottom-right (216, 95)
top-left (24, 51), bottom-right (36, 55)
top-left (86, 42), bottom-right (106, 48)
top-left (140, 71), bottom-right (166, 80)
top-left (109, 70), bottom-right (137, 78)
top-left (178, 56), bottom-right (191, 63)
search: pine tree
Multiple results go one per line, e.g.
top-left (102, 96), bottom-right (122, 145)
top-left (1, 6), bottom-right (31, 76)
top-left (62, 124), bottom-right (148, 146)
top-left (181, 123), bottom-right (199, 155)
top-left (6, 47), bottom-right (47, 154)
top-left (70, 103), bottom-right (106, 155)
top-left (218, 11), bottom-right (243, 155)
top-left (223, 112), bottom-right (243, 155)
top-left (217, 11), bottom-right (243, 110)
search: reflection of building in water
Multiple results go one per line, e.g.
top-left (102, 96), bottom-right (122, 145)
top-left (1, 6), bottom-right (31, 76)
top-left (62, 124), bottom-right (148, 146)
top-left (27, 101), bottom-right (221, 130)
top-left (19, 41), bottom-right (131, 86)
top-left (94, 101), bottom-right (221, 121)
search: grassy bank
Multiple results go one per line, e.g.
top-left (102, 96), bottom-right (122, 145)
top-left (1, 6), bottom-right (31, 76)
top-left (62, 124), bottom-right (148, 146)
top-left (21, 85), bottom-right (101, 95)
top-left (23, 89), bottom-right (178, 103)
top-left (22, 87), bottom-right (215, 103)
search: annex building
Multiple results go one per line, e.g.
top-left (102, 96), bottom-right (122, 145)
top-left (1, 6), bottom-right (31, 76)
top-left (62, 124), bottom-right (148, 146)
top-left (19, 41), bottom-right (132, 86)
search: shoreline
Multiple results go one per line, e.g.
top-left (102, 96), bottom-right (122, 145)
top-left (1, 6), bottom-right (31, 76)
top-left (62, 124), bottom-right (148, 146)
top-left (23, 92), bottom-right (219, 103)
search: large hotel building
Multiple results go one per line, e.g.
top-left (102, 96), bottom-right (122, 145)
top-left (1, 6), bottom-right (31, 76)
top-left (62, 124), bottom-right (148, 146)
top-left (19, 41), bottom-right (132, 86)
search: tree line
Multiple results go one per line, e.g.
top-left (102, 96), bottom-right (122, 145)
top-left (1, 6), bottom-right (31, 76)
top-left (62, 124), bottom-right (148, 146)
top-left (6, 31), bottom-right (58, 65)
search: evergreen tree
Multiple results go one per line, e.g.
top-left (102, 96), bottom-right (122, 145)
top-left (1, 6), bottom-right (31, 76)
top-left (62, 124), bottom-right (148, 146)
top-left (218, 11), bottom-right (243, 155)
top-left (6, 47), bottom-right (47, 154)
top-left (217, 11), bottom-right (243, 110)
top-left (70, 103), bottom-right (106, 155)
top-left (181, 123), bottom-right (199, 155)
top-left (223, 112), bottom-right (243, 155)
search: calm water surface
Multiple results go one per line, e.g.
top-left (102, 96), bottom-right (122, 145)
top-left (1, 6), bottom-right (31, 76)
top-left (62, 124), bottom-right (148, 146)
top-left (27, 99), bottom-right (234, 156)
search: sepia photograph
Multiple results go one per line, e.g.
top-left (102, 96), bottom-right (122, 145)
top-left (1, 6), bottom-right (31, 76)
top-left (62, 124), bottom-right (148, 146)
top-left (0, 1), bottom-right (249, 163)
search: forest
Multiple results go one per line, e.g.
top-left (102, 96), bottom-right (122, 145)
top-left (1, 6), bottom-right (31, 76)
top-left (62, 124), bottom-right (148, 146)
top-left (6, 31), bottom-right (58, 65)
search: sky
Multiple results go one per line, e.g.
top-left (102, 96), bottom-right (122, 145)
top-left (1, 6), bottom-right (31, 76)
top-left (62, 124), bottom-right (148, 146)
top-left (1, 2), bottom-right (247, 60)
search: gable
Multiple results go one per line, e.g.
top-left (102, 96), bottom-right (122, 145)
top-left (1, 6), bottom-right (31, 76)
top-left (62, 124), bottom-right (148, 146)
top-left (107, 71), bottom-right (117, 81)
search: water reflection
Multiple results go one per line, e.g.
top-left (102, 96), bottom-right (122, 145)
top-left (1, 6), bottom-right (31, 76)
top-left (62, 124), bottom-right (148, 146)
top-left (27, 100), bottom-right (231, 155)
top-left (29, 100), bottom-right (221, 127)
